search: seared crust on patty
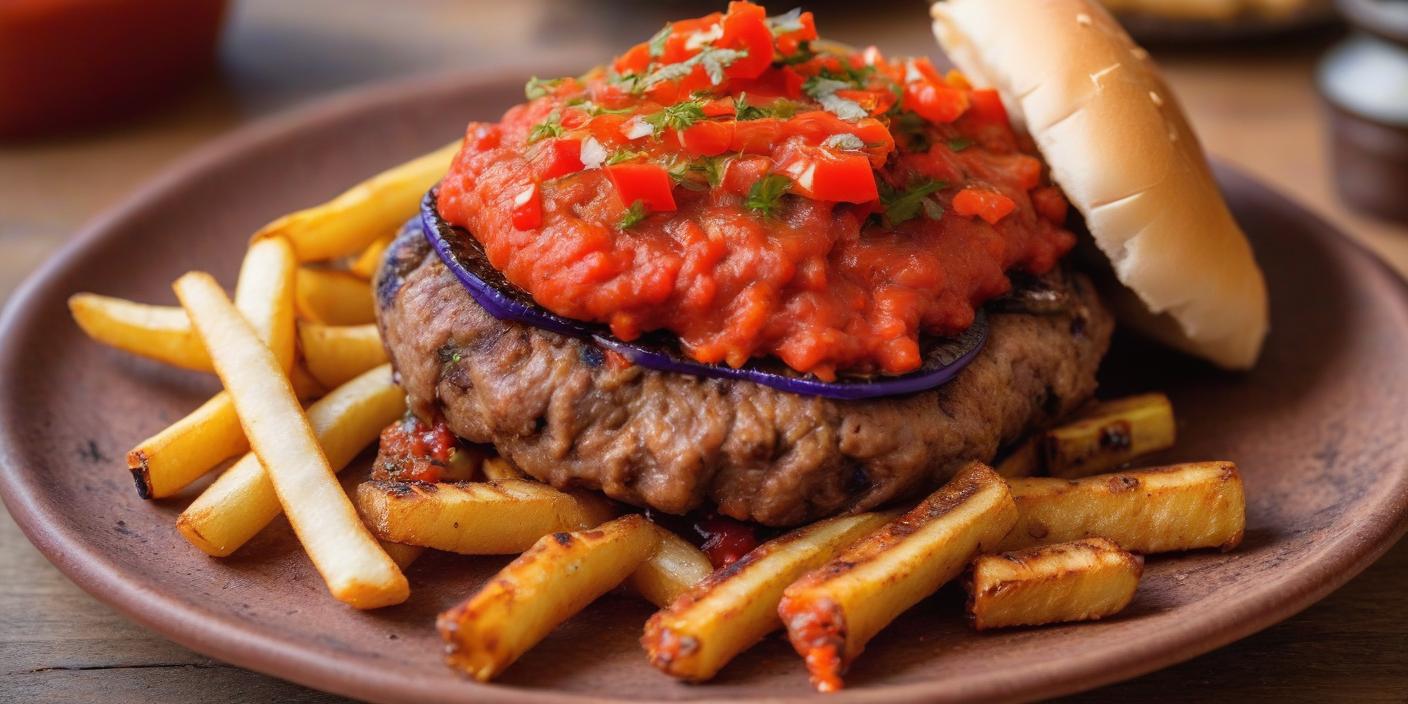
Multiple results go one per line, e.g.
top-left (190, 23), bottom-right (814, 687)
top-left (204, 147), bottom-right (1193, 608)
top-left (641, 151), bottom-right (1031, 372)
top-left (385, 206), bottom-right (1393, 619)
top-left (376, 227), bottom-right (1112, 526)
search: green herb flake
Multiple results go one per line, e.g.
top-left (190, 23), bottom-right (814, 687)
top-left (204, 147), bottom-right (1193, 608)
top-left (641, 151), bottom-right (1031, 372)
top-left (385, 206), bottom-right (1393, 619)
top-left (947, 137), bottom-right (974, 152)
top-left (746, 174), bottom-right (792, 218)
top-left (735, 94), bottom-right (768, 121)
top-left (642, 47), bottom-right (747, 91)
top-left (921, 198), bottom-right (945, 221)
top-left (766, 8), bottom-right (806, 36)
top-left (775, 40), bottom-right (816, 66)
top-left (647, 23), bottom-right (673, 59)
top-left (619, 200), bottom-right (649, 229)
top-left (524, 76), bottom-right (565, 101)
top-left (606, 149), bottom-right (647, 166)
top-left (526, 112), bottom-right (564, 144)
top-left (804, 77), bottom-right (867, 122)
top-left (881, 179), bottom-right (947, 225)
top-left (644, 98), bottom-right (708, 135)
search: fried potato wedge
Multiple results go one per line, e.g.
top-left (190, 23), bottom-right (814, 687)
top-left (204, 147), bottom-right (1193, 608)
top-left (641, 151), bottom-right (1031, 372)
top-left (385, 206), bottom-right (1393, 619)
top-left (995, 437), bottom-right (1040, 478)
top-left (628, 528), bottom-right (714, 608)
top-left (1043, 393), bottom-right (1176, 478)
top-left (779, 463), bottom-right (1018, 692)
top-left (641, 510), bottom-right (894, 682)
top-left (1000, 461), bottom-right (1246, 554)
top-left (297, 322), bottom-right (388, 388)
top-left (438, 514), bottom-right (660, 681)
top-left (177, 364), bottom-right (405, 557)
top-left (68, 294), bottom-right (211, 371)
top-left (294, 268), bottom-right (376, 326)
top-left (356, 479), bottom-right (616, 554)
top-left (967, 538), bottom-right (1142, 630)
top-left (350, 233), bottom-right (394, 279)
top-left (255, 140), bottom-right (460, 262)
top-left (480, 456), bottom-right (528, 482)
top-left (176, 272), bottom-right (407, 608)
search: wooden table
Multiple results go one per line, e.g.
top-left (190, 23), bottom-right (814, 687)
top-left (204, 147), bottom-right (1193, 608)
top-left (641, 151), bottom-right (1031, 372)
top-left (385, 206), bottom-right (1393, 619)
top-left (1, 2), bottom-right (1404, 702)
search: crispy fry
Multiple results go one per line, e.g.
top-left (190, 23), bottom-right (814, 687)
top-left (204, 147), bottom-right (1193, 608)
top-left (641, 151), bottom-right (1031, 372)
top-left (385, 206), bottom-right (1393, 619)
top-left (175, 272), bottom-right (407, 608)
top-left (995, 437), bottom-right (1040, 478)
top-left (234, 237), bottom-right (299, 371)
top-left (350, 233), bottom-right (394, 279)
top-left (356, 479), bottom-right (615, 554)
top-left (966, 538), bottom-right (1142, 630)
top-left (628, 528), bottom-right (714, 608)
top-left (779, 463), bottom-right (1018, 692)
top-left (1000, 461), bottom-right (1246, 553)
top-left (1042, 393), bottom-right (1176, 478)
top-left (641, 510), bottom-right (894, 682)
top-left (177, 364), bottom-right (405, 557)
top-left (254, 140), bottom-right (460, 262)
top-left (298, 322), bottom-right (388, 388)
top-left (438, 514), bottom-right (660, 681)
top-left (379, 540), bottom-right (426, 571)
top-left (68, 294), bottom-right (211, 371)
top-left (294, 268), bottom-right (376, 326)
top-left (480, 455), bottom-right (528, 482)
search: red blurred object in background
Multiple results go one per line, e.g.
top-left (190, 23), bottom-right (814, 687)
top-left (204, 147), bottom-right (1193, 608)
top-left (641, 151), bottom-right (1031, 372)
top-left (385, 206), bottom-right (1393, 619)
top-left (0, 0), bottom-right (227, 139)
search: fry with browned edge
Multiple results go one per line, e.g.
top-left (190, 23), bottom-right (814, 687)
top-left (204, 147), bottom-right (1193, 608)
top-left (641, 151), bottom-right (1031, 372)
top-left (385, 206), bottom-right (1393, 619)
top-left (966, 537), bottom-right (1142, 630)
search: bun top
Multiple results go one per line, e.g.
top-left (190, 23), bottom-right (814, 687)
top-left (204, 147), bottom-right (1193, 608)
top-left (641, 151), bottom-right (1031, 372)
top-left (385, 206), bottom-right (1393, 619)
top-left (931, 0), bottom-right (1269, 369)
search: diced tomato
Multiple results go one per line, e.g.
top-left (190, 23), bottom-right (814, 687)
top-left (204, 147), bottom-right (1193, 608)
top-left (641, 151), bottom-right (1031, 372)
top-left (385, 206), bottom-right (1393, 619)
top-left (1013, 155), bottom-right (1043, 191)
top-left (836, 88), bottom-right (896, 116)
top-left (613, 42), bottom-right (651, 75)
top-left (952, 187), bottom-right (1016, 224)
top-left (534, 138), bottom-right (584, 179)
top-left (731, 117), bottom-right (782, 154)
top-left (695, 515), bottom-right (759, 568)
top-left (779, 148), bottom-right (878, 203)
top-left (605, 163), bottom-right (677, 211)
top-left (732, 66), bottom-right (805, 99)
top-left (904, 79), bottom-right (970, 124)
top-left (774, 11), bottom-right (817, 56)
top-left (511, 183), bottom-right (542, 230)
top-left (783, 112), bottom-right (895, 164)
top-left (1032, 186), bottom-right (1069, 224)
top-left (678, 120), bottom-right (734, 156)
top-left (701, 96), bottom-right (736, 117)
top-left (722, 155), bottom-right (772, 195)
top-left (646, 64), bottom-right (713, 104)
top-left (719, 2), bottom-right (772, 80)
top-left (908, 57), bottom-right (944, 84)
top-left (968, 89), bottom-right (1009, 125)
top-left (944, 69), bottom-right (973, 90)
top-left (467, 123), bottom-right (500, 151)
top-left (661, 13), bottom-right (722, 64)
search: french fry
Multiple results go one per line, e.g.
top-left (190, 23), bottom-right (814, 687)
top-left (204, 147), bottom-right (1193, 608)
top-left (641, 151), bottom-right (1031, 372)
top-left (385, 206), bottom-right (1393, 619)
top-left (175, 272), bottom-right (407, 608)
top-left (356, 479), bottom-right (616, 554)
top-left (298, 322), bottom-right (388, 388)
top-left (438, 514), bottom-right (661, 681)
top-left (254, 140), bottom-right (460, 262)
top-left (480, 455), bottom-right (528, 482)
top-left (778, 463), bottom-right (1018, 692)
top-left (995, 436), bottom-right (1040, 478)
top-left (1042, 393), bottom-right (1176, 478)
top-left (126, 240), bottom-right (299, 498)
top-left (68, 294), bottom-right (211, 371)
top-left (294, 268), bottom-right (376, 326)
top-left (966, 537), bottom-right (1142, 630)
top-left (379, 540), bottom-right (426, 571)
top-left (641, 510), bottom-right (894, 682)
top-left (177, 364), bottom-right (405, 557)
top-left (350, 233), bottom-right (394, 279)
top-left (628, 528), bottom-right (714, 608)
top-left (999, 461), bottom-right (1246, 553)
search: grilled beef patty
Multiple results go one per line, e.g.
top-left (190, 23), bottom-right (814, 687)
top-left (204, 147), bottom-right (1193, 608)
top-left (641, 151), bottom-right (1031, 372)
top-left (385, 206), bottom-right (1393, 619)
top-left (375, 226), bottom-right (1112, 526)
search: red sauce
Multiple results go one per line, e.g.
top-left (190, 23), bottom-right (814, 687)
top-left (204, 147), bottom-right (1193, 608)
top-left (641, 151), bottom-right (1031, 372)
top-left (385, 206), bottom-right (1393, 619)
top-left (437, 2), bottom-right (1075, 379)
top-left (372, 414), bottom-right (457, 483)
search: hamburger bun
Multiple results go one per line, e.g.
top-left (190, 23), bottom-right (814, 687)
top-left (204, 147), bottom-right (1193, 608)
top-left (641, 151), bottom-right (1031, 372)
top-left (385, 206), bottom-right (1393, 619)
top-left (931, 0), bottom-right (1269, 369)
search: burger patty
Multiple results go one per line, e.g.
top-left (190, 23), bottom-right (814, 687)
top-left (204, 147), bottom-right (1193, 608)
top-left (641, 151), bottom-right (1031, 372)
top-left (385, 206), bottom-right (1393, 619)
top-left (376, 226), bottom-right (1113, 526)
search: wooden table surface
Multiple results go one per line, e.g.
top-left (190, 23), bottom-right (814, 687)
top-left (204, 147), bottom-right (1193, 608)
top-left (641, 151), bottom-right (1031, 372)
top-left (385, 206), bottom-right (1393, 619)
top-left (1, 2), bottom-right (1405, 702)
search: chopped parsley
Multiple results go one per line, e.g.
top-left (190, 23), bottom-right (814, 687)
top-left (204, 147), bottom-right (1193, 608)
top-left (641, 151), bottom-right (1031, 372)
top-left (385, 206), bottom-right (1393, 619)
top-left (644, 98), bottom-right (707, 135)
top-left (526, 112), bottom-right (564, 144)
top-left (947, 137), bottom-right (974, 151)
top-left (804, 77), bottom-right (868, 122)
top-left (668, 156), bottom-right (728, 190)
top-left (642, 46), bottom-right (748, 90)
top-left (524, 76), bottom-right (565, 100)
top-left (605, 149), bottom-right (647, 165)
top-left (735, 94), bottom-right (768, 121)
top-left (619, 200), bottom-right (649, 229)
top-left (880, 179), bottom-right (947, 225)
top-left (746, 174), bottom-right (792, 218)
top-left (775, 40), bottom-right (816, 65)
top-left (765, 8), bottom-right (807, 36)
top-left (647, 23), bottom-right (672, 59)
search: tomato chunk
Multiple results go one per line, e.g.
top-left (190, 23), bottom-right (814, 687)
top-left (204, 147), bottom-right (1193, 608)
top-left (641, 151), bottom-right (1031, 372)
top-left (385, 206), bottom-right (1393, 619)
top-left (780, 148), bottom-right (878, 203)
top-left (953, 187), bottom-right (1016, 224)
top-left (534, 138), bottom-right (584, 180)
top-left (719, 2), bottom-right (772, 80)
top-left (968, 89), bottom-right (1008, 124)
top-left (510, 183), bottom-right (542, 230)
top-left (904, 79), bottom-right (970, 124)
top-left (606, 163), bottom-right (677, 211)
top-left (678, 120), bottom-right (734, 156)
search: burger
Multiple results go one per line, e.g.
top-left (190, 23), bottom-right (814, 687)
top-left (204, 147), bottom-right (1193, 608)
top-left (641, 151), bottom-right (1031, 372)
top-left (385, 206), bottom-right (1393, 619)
top-left (372, 0), bottom-right (1268, 528)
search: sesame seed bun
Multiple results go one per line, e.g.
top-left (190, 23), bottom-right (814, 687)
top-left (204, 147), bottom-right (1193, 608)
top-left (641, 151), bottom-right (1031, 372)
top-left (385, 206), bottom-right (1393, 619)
top-left (932, 0), bottom-right (1269, 369)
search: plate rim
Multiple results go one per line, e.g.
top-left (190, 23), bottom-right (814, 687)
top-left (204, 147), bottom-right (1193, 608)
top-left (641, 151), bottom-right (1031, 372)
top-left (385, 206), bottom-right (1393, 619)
top-left (2, 68), bottom-right (1406, 704)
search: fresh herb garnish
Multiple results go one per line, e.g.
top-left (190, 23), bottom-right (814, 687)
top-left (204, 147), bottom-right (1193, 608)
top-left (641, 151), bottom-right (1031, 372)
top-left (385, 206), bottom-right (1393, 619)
top-left (894, 111), bottom-right (932, 151)
top-left (735, 94), bottom-right (768, 121)
top-left (668, 156), bottom-right (728, 190)
top-left (922, 198), bottom-right (945, 221)
top-left (775, 40), bottom-right (817, 65)
top-left (606, 149), bottom-right (647, 165)
top-left (821, 133), bottom-right (866, 151)
top-left (606, 69), bottom-right (642, 95)
top-left (647, 23), bottom-right (673, 59)
top-left (765, 8), bottom-right (806, 36)
top-left (619, 200), bottom-right (649, 229)
top-left (526, 112), bottom-right (564, 144)
top-left (746, 174), bottom-right (792, 218)
top-left (642, 46), bottom-right (748, 90)
top-left (524, 76), bottom-right (565, 100)
top-left (947, 137), bottom-right (974, 151)
top-left (644, 98), bottom-right (708, 135)
top-left (880, 179), bottom-right (947, 225)
top-left (804, 77), bottom-right (868, 122)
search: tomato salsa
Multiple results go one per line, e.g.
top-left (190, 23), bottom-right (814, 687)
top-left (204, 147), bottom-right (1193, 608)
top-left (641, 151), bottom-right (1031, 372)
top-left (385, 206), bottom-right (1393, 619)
top-left (436, 1), bottom-right (1075, 380)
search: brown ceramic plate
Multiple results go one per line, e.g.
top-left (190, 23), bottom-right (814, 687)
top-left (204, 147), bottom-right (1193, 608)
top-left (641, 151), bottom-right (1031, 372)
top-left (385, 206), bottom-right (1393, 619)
top-left (1, 70), bottom-right (1406, 704)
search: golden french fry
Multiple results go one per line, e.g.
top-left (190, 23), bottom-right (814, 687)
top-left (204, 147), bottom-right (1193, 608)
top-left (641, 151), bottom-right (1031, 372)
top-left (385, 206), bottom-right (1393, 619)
top-left (779, 463), bottom-right (1017, 692)
top-left (68, 294), bottom-right (211, 371)
top-left (175, 272), bottom-right (406, 609)
top-left (642, 511), bottom-right (894, 682)
top-left (480, 455), bottom-right (527, 482)
top-left (379, 540), bottom-right (426, 571)
top-left (298, 322), bottom-right (388, 388)
top-left (295, 268), bottom-right (376, 326)
top-left (177, 364), bottom-right (405, 557)
top-left (438, 514), bottom-right (660, 681)
top-left (234, 237), bottom-right (299, 371)
top-left (356, 479), bottom-right (616, 554)
top-left (1042, 393), bottom-right (1176, 478)
top-left (1000, 461), bottom-right (1246, 554)
top-left (255, 140), bottom-right (460, 262)
top-left (628, 528), bottom-right (714, 608)
top-left (995, 437), bottom-right (1040, 478)
top-left (350, 233), bottom-right (394, 279)
top-left (967, 537), bottom-right (1142, 630)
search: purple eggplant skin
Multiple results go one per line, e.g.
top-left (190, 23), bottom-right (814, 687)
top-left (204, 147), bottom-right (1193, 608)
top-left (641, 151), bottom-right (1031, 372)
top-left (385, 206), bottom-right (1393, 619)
top-left (417, 189), bottom-right (987, 400)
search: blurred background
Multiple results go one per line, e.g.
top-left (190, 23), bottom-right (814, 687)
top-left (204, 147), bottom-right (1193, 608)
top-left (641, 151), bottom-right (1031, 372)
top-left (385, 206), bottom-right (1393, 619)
top-left (1, 0), bottom-right (1405, 702)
